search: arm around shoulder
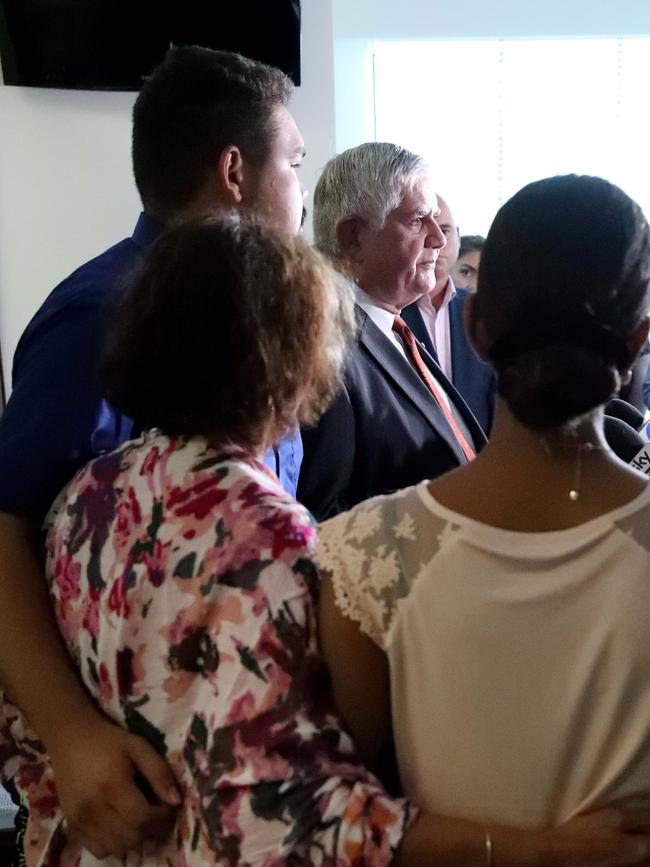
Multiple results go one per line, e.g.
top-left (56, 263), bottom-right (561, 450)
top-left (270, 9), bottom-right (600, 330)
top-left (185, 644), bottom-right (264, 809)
top-left (318, 572), bottom-right (392, 770)
top-left (0, 514), bottom-right (179, 858)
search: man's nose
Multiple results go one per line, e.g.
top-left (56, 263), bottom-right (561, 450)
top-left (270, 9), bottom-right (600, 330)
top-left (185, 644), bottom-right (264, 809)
top-left (425, 218), bottom-right (446, 249)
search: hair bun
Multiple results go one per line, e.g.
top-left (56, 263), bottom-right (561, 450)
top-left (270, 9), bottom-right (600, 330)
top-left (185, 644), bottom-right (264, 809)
top-left (497, 344), bottom-right (620, 430)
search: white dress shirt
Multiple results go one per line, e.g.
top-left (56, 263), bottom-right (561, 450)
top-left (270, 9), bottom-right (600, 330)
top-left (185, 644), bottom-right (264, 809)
top-left (354, 287), bottom-right (409, 360)
top-left (355, 287), bottom-right (457, 412)
top-left (415, 278), bottom-right (457, 380)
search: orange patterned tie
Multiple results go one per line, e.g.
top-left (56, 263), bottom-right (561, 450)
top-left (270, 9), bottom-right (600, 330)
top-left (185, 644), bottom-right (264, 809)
top-left (393, 315), bottom-right (476, 461)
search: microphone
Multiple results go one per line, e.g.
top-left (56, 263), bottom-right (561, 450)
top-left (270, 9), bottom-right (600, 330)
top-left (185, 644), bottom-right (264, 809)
top-left (605, 398), bottom-right (645, 432)
top-left (604, 415), bottom-right (650, 473)
top-left (630, 446), bottom-right (650, 474)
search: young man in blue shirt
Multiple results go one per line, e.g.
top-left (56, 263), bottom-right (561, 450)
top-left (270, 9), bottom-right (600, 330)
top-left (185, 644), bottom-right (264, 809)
top-left (0, 46), bottom-right (306, 859)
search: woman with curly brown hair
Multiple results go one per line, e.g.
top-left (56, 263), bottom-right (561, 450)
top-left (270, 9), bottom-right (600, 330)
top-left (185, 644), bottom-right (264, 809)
top-left (4, 215), bottom-right (650, 866)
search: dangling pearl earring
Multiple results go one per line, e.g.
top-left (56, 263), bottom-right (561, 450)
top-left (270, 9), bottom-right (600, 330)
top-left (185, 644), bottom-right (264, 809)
top-left (569, 442), bottom-right (603, 502)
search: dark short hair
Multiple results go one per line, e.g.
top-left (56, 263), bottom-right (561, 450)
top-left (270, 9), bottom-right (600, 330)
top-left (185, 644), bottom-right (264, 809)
top-left (477, 174), bottom-right (650, 431)
top-left (132, 46), bottom-right (293, 220)
top-left (459, 234), bottom-right (485, 257)
top-left (100, 218), bottom-right (355, 451)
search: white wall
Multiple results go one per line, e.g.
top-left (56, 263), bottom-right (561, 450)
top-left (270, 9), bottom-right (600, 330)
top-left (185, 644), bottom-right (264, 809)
top-left (0, 88), bottom-right (138, 394)
top-left (291, 0), bottom-right (336, 223)
top-left (0, 0), bottom-right (335, 396)
top-left (334, 0), bottom-right (650, 39)
top-left (332, 0), bottom-right (650, 151)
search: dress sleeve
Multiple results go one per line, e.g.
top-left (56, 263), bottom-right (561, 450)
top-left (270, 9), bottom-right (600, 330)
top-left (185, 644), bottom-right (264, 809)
top-left (311, 774), bottom-right (418, 865)
top-left (317, 496), bottom-right (407, 651)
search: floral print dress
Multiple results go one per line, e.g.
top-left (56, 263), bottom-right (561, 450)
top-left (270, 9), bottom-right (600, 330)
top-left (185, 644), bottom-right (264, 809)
top-left (0, 432), bottom-right (413, 866)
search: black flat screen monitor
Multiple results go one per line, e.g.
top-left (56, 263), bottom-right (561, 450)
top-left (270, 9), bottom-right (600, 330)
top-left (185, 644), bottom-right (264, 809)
top-left (0, 1), bottom-right (301, 89)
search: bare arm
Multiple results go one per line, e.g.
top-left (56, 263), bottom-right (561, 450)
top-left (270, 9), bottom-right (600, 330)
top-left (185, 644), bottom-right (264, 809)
top-left (0, 514), bottom-right (93, 739)
top-left (318, 572), bottom-right (391, 770)
top-left (0, 513), bottom-right (179, 857)
top-left (396, 806), bottom-right (650, 867)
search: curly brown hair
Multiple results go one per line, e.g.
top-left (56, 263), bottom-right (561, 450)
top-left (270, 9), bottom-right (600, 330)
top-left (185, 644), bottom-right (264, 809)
top-left (100, 216), bottom-right (355, 452)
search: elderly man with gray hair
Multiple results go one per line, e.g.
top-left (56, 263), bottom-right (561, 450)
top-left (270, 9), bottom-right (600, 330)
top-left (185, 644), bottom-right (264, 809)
top-left (297, 142), bottom-right (486, 520)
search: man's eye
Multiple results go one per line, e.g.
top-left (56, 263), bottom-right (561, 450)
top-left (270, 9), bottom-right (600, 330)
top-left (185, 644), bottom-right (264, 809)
top-left (291, 162), bottom-right (303, 169)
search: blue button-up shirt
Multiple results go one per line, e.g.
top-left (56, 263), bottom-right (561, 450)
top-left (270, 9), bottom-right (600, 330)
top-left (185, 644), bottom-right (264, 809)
top-left (0, 213), bottom-right (302, 520)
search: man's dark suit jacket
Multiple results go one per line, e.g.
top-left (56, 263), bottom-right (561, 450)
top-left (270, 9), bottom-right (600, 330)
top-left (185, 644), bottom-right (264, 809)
top-left (402, 287), bottom-right (496, 433)
top-left (298, 306), bottom-right (487, 521)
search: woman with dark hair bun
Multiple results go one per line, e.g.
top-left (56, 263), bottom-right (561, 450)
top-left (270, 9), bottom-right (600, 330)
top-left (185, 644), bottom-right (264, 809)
top-left (479, 175), bottom-right (649, 434)
top-left (318, 175), bottom-right (650, 858)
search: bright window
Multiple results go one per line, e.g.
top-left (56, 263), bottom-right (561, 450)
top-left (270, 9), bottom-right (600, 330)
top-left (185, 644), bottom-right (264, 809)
top-left (373, 38), bottom-right (650, 234)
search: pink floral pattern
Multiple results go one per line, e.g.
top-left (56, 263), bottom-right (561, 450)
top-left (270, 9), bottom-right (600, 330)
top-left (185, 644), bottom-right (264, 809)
top-left (0, 432), bottom-right (413, 865)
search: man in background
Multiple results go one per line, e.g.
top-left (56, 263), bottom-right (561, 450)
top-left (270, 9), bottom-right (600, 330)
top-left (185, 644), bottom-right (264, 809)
top-left (0, 46), bottom-right (306, 859)
top-left (402, 195), bottom-right (495, 432)
top-left (298, 143), bottom-right (486, 520)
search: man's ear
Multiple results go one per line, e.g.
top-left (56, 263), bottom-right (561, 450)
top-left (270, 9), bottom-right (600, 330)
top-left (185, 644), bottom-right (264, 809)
top-left (463, 293), bottom-right (490, 360)
top-left (336, 217), bottom-right (364, 264)
top-left (216, 146), bottom-right (246, 206)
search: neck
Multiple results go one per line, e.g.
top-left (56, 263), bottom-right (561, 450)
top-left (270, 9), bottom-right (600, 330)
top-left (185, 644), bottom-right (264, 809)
top-left (484, 400), bottom-right (608, 464)
top-left (430, 276), bottom-right (450, 311)
top-left (428, 399), bottom-right (646, 531)
top-left (355, 284), bottom-right (402, 314)
top-left (375, 300), bottom-right (401, 314)
top-left (165, 189), bottom-right (236, 225)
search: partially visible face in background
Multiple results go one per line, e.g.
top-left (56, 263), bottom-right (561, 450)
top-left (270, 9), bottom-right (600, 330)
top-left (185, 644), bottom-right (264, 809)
top-left (433, 196), bottom-right (460, 289)
top-left (451, 249), bottom-right (481, 292)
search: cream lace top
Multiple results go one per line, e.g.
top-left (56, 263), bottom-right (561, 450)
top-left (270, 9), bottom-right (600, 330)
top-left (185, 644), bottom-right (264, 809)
top-left (318, 480), bottom-right (650, 827)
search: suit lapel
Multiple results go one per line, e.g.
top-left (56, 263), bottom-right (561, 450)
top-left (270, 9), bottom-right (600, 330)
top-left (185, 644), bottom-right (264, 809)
top-left (449, 292), bottom-right (468, 394)
top-left (401, 302), bottom-right (439, 362)
top-left (419, 338), bottom-right (487, 448)
top-left (357, 310), bottom-right (483, 461)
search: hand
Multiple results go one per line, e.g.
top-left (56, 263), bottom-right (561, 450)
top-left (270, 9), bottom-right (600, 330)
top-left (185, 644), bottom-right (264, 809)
top-left (539, 804), bottom-right (650, 867)
top-left (48, 716), bottom-right (180, 860)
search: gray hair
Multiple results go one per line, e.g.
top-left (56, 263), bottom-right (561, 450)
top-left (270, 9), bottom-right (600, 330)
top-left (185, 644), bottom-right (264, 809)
top-left (313, 142), bottom-right (429, 263)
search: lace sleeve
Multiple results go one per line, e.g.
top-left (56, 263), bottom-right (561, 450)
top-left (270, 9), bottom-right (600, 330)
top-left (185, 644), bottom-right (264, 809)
top-left (317, 497), bottom-right (408, 650)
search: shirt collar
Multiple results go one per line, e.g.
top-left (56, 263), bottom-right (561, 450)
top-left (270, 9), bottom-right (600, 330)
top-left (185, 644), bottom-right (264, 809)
top-left (132, 212), bottom-right (164, 251)
top-left (417, 276), bottom-right (457, 313)
top-left (354, 287), bottom-right (399, 339)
